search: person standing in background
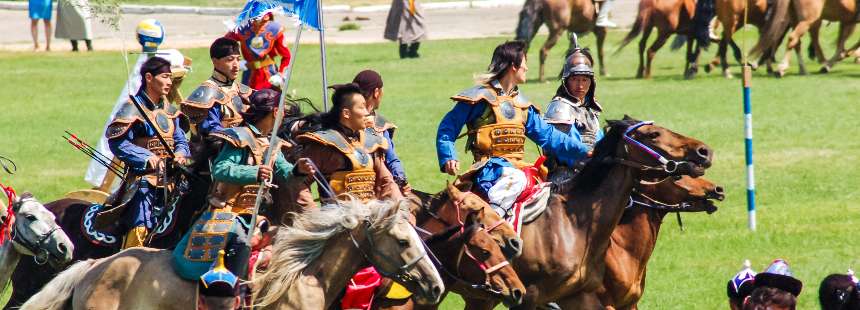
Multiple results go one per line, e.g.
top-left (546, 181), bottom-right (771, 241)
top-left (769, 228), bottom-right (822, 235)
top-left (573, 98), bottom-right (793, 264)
top-left (384, 0), bottom-right (426, 58)
top-left (56, 0), bottom-right (94, 52)
top-left (28, 0), bottom-right (52, 51)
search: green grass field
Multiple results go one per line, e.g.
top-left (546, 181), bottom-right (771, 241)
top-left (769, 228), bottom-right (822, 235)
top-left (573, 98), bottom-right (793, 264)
top-left (2, 28), bottom-right (860, 308)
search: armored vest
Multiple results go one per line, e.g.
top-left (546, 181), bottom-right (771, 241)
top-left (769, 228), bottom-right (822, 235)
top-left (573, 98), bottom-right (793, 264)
top-left (296, 128), bottom-right (389, 201)
top-left (369, 113), bottom-right (397, 139)
top-left (181, 79), bottom-right (251, 135)
top-left (207, 127), bottom-right (284, 214)
top-left (451, 84), bottom-right (532, 165)
top-left (544, 96), bottom-right (602, 148)
top-left (106, 98), bottom-right (188, 186)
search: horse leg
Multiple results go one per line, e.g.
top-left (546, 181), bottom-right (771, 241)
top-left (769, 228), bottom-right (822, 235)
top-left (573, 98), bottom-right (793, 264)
top-left (684, 36), bottom-right (698, 79)
top-left (540, 27), bottom-right (564, 82)
top-left (777, 21), bottom-right (812, 77)
top-left (821, 22), bottom-right (856, 73)
top-left (796, 40), bottom-right (808, 75)
top-left (807, 20), bottom-right (826, 63)
top-left (637, 25), bottom-right (654, 78)
top-left (595, 27), bottom-right (609, 76)
top-left (645, 31), bottom-right (672, 79)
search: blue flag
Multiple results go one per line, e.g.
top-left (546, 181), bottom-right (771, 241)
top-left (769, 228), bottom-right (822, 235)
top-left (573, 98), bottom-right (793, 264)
top-left (235, 0), bottom-right (321, 31)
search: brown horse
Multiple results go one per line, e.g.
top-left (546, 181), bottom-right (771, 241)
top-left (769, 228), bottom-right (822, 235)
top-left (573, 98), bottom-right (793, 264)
top-left (707, 0), bottom-right (771, 78)
top-left (463, 117), bottom-right (712, 309)
top-left (371, 212), bottom-right (526, 309)
top-left (593, 176), bottom-right (723, 309)
top-left (616, 0), bottom-right (715, 79)
top-left (747, 0), bottom-right (853, 76)
top-left (514, 0), bottom-right (608, 80)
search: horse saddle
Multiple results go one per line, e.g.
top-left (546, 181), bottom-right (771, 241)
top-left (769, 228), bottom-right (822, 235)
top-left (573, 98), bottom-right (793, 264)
top-left (80, 203), bottom-right (123, 246)
top-left (173, 210), bottom-right (240, 281)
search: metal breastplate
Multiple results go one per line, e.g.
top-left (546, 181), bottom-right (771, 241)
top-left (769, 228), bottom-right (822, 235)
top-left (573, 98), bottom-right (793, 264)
top-left (132, 107), bottom-right (177, 159)
top-left (299, 129), bottom-right (385, 201)
top-left (468, 96), bottom-right (528, 163)
top-left (181, 80), bottom-right (247, 133)
top-left (208, 128), bottom-right (273, 214)
top-left (545, 97), bottom-right (601, 148)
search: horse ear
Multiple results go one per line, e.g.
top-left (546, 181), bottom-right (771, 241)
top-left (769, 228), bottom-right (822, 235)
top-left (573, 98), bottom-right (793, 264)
top-left (464, 211), bottom-right (478, 227)
top-left (623, 114), bottom-right (633, 121)
top-left (446, 181), bottom-right (462, 196)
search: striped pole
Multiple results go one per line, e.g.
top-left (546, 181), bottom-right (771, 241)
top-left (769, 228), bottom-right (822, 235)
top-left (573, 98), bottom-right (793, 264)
top-left (742, 65), bottom-right (756, 231)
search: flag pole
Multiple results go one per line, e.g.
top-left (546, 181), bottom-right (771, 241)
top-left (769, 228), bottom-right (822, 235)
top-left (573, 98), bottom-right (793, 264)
top-left (317, 0), bottom-right (330, 111)
top-left (247, 25), bottom-right (304, 242)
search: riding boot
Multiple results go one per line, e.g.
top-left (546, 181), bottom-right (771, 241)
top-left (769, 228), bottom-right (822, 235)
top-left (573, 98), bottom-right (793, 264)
top-left (595, 0), bottom-right (617, 28)
top-left (71, 40), bottom-right (79, 52)
top-left (408, 42), bottom-right (421, 58)
top-left (399, 43), bottom-right (408, 59)
top-left (85, 39), bottom-right (93, 51)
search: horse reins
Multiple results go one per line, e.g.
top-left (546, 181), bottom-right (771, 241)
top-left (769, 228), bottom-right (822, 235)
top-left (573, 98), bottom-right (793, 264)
top-left (0, 156), bottom-right (16, 174)
top-left (348, 219), bottom-right (427, 286)
top-left (609, 121), bottom-right (691, 174)
top-left (9, 197), bottom-right (61, 265)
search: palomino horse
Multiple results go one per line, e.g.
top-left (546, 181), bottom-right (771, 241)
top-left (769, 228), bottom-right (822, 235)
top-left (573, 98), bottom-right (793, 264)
top-left (372, 212), bottom-right (526, 309)
top-left (464, 117), bottom-right (713, 309)
top-left (514, 0), bottom-right (608, 80)
top-left (616, 0), bottom-right (714, 79)
top-left (593, 176), bottom-right (723, 309)
top-left (21, 199), bottom-right (445, 310)
top-left (0, 193), bottom-right (74, 293)
top-left (749, 0), bottom-right (858, 76)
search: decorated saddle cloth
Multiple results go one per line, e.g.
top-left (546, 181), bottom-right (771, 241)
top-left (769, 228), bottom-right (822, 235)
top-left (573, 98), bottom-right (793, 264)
top-left (172, 209), bottom-right (245, 281)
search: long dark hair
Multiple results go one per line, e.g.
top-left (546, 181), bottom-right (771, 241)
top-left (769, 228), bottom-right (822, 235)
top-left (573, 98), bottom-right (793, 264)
top-left (293, 83), bottom-right (364, 134)
top-left (486, 40), bottom-right (527, 82)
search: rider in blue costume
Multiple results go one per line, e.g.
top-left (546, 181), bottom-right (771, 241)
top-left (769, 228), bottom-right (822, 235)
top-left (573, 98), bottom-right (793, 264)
top-left (435, 40), bottom-right (589, 204)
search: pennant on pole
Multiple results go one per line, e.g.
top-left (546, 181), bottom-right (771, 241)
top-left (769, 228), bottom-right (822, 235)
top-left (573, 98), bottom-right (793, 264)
top-left (234, 0), bottom-right (321, 31)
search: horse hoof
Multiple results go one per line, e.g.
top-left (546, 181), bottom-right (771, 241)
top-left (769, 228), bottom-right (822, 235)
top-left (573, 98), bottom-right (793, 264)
top-left (819, 66), bottom-right (831, 74)
top-left (723, 71), bottom-right (734, 79)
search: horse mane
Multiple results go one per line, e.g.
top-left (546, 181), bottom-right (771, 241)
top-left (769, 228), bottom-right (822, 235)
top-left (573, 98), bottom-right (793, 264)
top-left (252, 198), bottom-right (404, 307)
top-left (568, 117), bottom-right (640, 192)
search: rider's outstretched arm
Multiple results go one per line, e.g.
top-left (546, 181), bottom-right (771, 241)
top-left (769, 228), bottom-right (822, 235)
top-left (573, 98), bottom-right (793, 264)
top-left (435, 101), bottom-right (484, 172)
top-left (524, 107), bottom-right (589, 166)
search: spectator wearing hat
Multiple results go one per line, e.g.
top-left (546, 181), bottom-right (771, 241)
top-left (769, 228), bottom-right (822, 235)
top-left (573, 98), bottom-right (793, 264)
top-left (743, 259), bottom-right (803, 310)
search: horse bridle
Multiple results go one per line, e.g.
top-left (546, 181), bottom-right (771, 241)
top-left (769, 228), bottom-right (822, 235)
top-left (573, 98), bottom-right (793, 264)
top-left (10, 199), bottom-right (61, 265)
top-left (426, 191), bottom-right (507, 234)
top-left (610, 121), bottom-right (690, 174)
top-left (348, 218), bottom-right (427, 286)
top-left (415, 224), bottom-right (510, 298)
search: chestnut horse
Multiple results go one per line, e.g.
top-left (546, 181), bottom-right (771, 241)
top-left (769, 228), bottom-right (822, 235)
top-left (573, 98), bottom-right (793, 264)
top-left (372, 212), bottom-right (526, 309)
top-left (707, 0), bottom-right (772, 78)
top-left (749, 0), bottom-right (858, 76)
top-left (616, 0), bottom-right (715, 79)
top-left (593, 176), bottom-right (723, 309)
top-left (514, 0), bottom-right (608, 80)
top-left (463, 117), bottom-right (712, 309)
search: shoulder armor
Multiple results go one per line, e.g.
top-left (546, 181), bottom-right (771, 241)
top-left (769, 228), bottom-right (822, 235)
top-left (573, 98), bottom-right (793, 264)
top-left (544, 97), bottom-right (578, 125)
top-left (237, 83), bottom-right (252, 96)
top-left (513, 93), bottom-right (534, 110)
top-left (106, 101), bottom-right (144, 139)
top-left (211, 127), bottom-right (258, 152)
top-left (372, 114), bottom-right (397, 136)
top-left (451, 85), bottom-right (497, 105)
top-left (297, 129), bottom-right (352, 155)
top-left (363, 128), bottom-right (390, 153)
top-left (182, 82), bottom-right (226, 110)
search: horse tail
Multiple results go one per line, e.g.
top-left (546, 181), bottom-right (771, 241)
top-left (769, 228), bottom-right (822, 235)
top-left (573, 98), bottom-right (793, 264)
top-left (515, 0), bottom-right (544, 52)
top-left (692, 0), bottom-right (716, 49)
top-left (749, 0), bottom-right (791, 59)
top-left (20, 259), bottom-right (97, 310)
top-left (615, 0), bottom-right (652, 55)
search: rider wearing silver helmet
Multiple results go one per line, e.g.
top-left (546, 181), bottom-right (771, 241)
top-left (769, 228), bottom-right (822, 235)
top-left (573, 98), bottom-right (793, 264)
top-left (543, 39), bottom-right (604, 185)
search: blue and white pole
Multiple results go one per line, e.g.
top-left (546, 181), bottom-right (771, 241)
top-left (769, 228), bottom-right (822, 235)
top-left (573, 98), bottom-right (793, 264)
top-left (742, 65), bottom-right (756, 231)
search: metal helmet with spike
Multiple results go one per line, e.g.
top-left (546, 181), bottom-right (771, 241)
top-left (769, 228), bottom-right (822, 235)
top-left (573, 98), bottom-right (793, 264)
top-left (561, 33), bottom-right (595, 79)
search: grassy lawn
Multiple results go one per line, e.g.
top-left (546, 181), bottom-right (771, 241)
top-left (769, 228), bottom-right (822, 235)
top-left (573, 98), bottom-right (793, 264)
top-left (2, 28), bottom-right (860, 308)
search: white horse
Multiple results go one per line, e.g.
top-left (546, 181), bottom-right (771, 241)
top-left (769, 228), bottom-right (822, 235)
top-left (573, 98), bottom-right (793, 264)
top-left (0, 192), bottom-right (74, 293)
top-left (22, 198), bottom-right (445, 310)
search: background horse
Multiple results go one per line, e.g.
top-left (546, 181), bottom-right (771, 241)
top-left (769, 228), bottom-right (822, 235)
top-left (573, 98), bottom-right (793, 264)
top-left (21, 199), bottom-right (445, 310)
top-left (515, 0), bottom-right (608, 80)
top-left (616, 0), bottom-right (715, 79)
top-left (464, 117), bottom-right (712, 309)
top-left (0, 193), bottom-right (74, 293)
top-left (594, 176), bottom-right (723, 309)
top-left (372, 212), bottom-right (526, 309)
top-left (707, 0), bottom-right (773, 78)
top-left (751, 0), bottom-right (860, 76)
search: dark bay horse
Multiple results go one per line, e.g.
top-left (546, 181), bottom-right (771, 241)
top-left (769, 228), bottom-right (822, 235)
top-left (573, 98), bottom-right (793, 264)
top-left (616, 0), bottom-right (715, 79)
top-left (594, 175), bottom-right (723, 309)
top-left (463, 117), bottom-right (712, 309)
top-left (515, 0), bottom-right (608, 80)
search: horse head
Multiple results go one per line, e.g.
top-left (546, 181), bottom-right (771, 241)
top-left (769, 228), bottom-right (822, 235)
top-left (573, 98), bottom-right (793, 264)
top-left (635, 176), bottom-right (724, 214)
top-left (455, 212), bottom-right (525, 306)
top-left (364, 200), bottom-right (445, 305)
top-left (604, 116), bottom-right (713, 179)
top-left (11, 193), bottom-right (74, 268)
top-left (443, 182), bottom-right (523, 259)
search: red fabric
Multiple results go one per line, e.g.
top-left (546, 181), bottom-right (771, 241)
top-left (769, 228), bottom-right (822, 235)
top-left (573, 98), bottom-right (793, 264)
top-left (341, 266), bottom-right (382, 310)
top-left (225, 18), bottom-right (292, 90)
top-left (0, 183), bottom-right (15, 245)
